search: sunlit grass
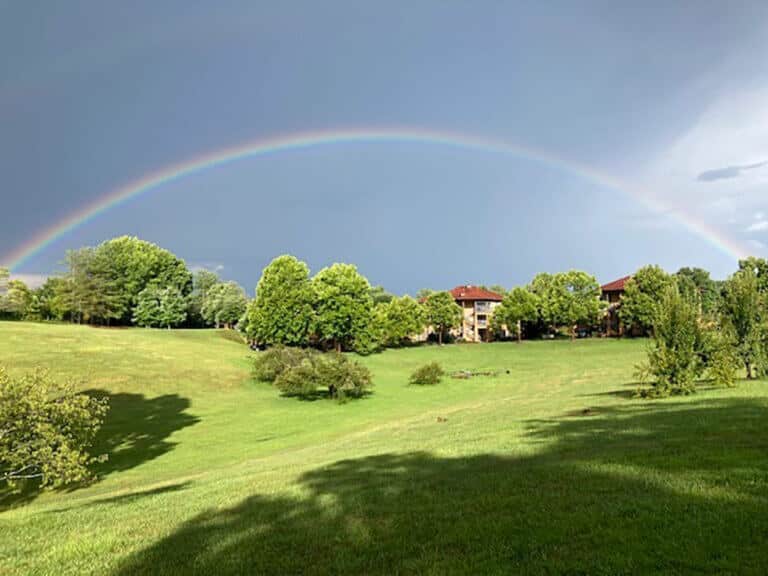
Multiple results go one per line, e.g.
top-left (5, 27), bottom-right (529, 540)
top-left (1, 322), bottom-right (767, 574)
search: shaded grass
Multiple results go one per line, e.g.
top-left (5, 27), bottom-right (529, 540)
top-left (1, 322), bottom-right (767, 574)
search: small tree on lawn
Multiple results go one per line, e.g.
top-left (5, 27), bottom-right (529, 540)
top-left (637, 285), bottom-right (706, 396)
top-left (202, 281), bottom-right (248, 328)
top-left (0, 367), bottom-right (108, 490)
top-left (492, 287), bottom-right (539, 342)
top-left (423, 291), bottom-right (462, 344)
top-left (719, 268), bottom-right (767, 379)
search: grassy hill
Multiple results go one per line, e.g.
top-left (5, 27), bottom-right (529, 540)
top-left (2, 322), bottom-right (768, 574)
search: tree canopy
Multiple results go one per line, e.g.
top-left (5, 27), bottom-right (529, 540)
top-left (492, 287), bottom-right (540, 341)
top-left (0, 367), bottom-right (108, 490)
top-left (133, 285), bottom-right (188, 329)
top-left (201, 281), bottom-right (248, 328)
top-left (423, 291), bottom-right (462, 344)
top-left (245, 255), bottom-right (315, 346)
top-left (619, 265), bottom-right (673, 334)
top-left (311, 263), bottom-right (374, 352)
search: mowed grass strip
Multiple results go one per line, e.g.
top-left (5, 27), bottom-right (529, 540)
top-left (1, 322), bottom-right (767, 574)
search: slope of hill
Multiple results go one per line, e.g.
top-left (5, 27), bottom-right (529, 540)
top-left (2, 322), bottom-right (767, 574)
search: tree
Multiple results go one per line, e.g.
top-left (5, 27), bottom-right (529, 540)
top-left (2, 279), bottom-right (31, 319)
top-left (245, 255), bottom-right (315, 346)
top-left (560, 271), bottom-right (604, 339)
top-left (423, 291), bottom-right (462, 345)
top-left (0, 367), bottom-right (108, 490)
top-left (638, 285), bottom-right (706, 396)
top-left (83, 237), bottom-right (193, 324)
top-left (187, 270), bottom-right (221, 327)
top-left (719, 269), bottom-right (766, 379)
top-left (379, 295), bottom-right (426, 346)
top-left (492, 287), bottom-right (540, 342)
top-left (59, 248), bottom-right (122, 324)
top-left (528, 273), bottom-right (565, 334)
top-left (369, 285), bottom-right (395, 304)
top-left (311, 263), bottom-right (375, 353)
top-left (738, 257), bottom-right (768, 293)
top-left (201, 281), bottom-right (248, 328)
top-left (619, 265), bottom-right (673, 335)
top-left (133, 285), bottom-right (188, 329)
top-left (0, 267), bottom-right (8, 311)
top-left (675, 267), bottom-right (720, 316)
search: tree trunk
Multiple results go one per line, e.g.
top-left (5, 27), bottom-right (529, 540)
top-left (335, 340), bottom-right (342, 353)
top-left (747, 361), bottom-right (754, 380)
top-left (517, 320), bottom-right (522, 343)
top-left (438, 328), bottom-right (443, 345)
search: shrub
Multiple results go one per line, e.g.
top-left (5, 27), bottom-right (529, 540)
top-left (636, 285), bottom-right (706, 396)
top-left (252, 346), bottom-right (315, 383)
top-left (409, 362), bottom-right (444, 385)
top-left (261, 348), bottom-right (373, 401)
top-left (316, 353), bottom-right (372, 401)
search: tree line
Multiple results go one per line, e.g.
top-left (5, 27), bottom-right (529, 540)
top-left (0, 237), bottom-right (247, 329)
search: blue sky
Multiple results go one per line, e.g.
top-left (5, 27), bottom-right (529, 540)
top-left (2, 2), bottom-right (768, 293)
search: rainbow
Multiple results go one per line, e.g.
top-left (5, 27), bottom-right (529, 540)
top-left (3, 126), bottom-right (749, 271)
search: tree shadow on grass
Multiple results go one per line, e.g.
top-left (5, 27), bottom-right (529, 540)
top-left (115, 398), bottom-right (768, 575)
top-left (0, 391), bottom-right (199, 511)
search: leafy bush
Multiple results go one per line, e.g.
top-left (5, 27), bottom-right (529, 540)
top-left (409, 362), bottom-right (444, 385)
top-left (257, 347), bottom-right (372, 401)
top-left (0, 367), bottom-right (108, 490)
top-left (316, 353), bottom-right (372, 401)
top-left (252, 346), bottom-right (316, 383)
top-left (636, 286), bottom-right (705, 396)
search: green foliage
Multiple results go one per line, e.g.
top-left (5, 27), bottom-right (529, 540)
top-left (620, 265), bottom-right (673, 335)
top-left (0, 367), bottom-right (108, 490)
top-left (719, 268), bottom-right (767, 379)
top-left (255, 347), bottom-right (372, 401)
top-left (246, 255), bottom-right (315, 346)
top-left (379, 295), bottom-right (426, 346)
top-left (637, 285), bottom-right (706, 396)
top-left (675, 267), bottom-right (720, 317)
top-left (369, 285), bottom-right (395, 304)
top-left (705, 330), bottom-right (740, 388)
top-left (409, 362), bottom-right (444, 385)
top-left (738, 257), bottom-right (768, 293)
top-left (132, 285), bottom-right (188, 329)
top-left (423, 291), bottom-right (462, 344)
top-left (528, 271), bottom-right (602, 336)
top-left (201, 281), bottom-right (248, 328)
top-left (491, 287), bottom-right (539, 340)
top-left (252, 346), bottom-right (316, 383)
top-left (2, 279), bottom-right (31, 319)
top-left (187, 270), bottom-right (221, 326)
top-left (311, 263), bottom-right (374, 352)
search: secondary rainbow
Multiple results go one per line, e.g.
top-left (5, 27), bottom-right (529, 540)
top-left (3, 126), bottom-right (749, 271)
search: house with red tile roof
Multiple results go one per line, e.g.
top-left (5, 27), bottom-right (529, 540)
top-left (601, 276), bottom-right (631, 336)
top-left (449, 285), bottom-right (505, 342)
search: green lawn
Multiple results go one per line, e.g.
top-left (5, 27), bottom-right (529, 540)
top-left (2, 321), bottom-right (768, 575)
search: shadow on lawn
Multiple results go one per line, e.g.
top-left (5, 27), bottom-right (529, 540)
top-left (0, 391), bottom-right (199, 511)
top-left (115, 398), bottom-right (768, 575)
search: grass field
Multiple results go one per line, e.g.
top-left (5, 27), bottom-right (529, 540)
top-left (2, 321), bottom-right (768, 575)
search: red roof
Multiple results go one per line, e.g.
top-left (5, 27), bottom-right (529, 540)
top-left (450, 285), bottom-right (504, 302)
top-left (601, 276), bottom-right (631, 292)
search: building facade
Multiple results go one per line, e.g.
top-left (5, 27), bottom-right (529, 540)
top-left (600, 275), bottom-right (630, 336)
top-left (449, 285), bottom-right (504, 342)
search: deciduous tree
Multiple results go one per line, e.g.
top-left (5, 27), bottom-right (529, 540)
top-left (719, 269), bottom-right (766, 379)
top-left (423, 291), bottom-right (462, 345)
top-left (245, 255), bottom-right (315, 346)
top-left (492, 287), bottom-right (540, 342)
top-left (380, 295), bottom-right (426, 346)
top-left (311, 263), bottom-right (374, 352)
top-left (0, 367), bottom-right (108, 490)
top-left (201, 281), bottom-right (248, 328)
top-left (133, 285), bottom-right (188, 329)
top-left (619, 265), bottom-right (673, 335)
